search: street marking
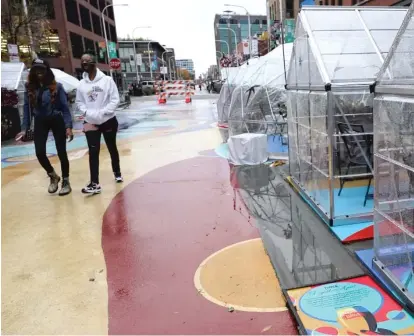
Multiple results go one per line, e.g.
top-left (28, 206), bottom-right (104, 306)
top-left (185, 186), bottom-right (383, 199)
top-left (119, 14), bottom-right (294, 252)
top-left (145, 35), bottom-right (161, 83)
top-left (194, 238), bottom-right (288, 313)
top-left (68, 149), bottom-right (89, 161)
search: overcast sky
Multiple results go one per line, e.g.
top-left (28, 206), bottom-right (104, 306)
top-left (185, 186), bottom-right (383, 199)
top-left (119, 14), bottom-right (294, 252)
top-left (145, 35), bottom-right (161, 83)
top-left (113, 0), bottom-right (267, 75)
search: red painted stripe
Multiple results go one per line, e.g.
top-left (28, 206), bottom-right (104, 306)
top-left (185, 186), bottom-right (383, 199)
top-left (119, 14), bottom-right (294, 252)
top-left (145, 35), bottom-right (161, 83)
top-left (102, 157), bottom-right (297, 335)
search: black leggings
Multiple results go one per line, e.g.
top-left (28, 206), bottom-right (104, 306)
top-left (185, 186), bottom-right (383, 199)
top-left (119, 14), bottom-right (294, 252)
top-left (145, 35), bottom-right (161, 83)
top-left (85, 117), bottom-right (120, 184)
top-left (34, 114), bottom-right (70, 178)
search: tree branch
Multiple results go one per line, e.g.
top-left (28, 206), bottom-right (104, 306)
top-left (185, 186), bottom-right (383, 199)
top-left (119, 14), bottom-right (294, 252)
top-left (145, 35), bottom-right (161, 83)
top-left (1, 0), bottom-right (50, 48)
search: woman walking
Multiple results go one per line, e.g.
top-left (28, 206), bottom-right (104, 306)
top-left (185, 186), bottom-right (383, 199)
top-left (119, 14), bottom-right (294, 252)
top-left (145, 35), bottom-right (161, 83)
top-left (16, 58), bottom-right (73, 196)
top-left (76, 53), bottom-right (122, 194)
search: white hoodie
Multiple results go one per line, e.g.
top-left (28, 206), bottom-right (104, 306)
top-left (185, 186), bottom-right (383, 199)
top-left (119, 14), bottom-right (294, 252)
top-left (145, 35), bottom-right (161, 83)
top-left (76, 69), bottom-right (120, 125)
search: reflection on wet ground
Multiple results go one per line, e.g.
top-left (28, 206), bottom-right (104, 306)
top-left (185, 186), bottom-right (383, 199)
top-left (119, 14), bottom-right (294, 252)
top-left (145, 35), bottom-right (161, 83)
top-left (230, 163), bottom-right (366, 290)
top-left (1, 99), bottom-right (218, 167)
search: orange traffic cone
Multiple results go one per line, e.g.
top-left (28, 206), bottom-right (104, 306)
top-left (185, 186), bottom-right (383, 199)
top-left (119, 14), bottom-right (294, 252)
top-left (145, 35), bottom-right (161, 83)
top-left (185, 91), bottom-right (192, 104)
top-left (158, 92), bottom-right (167, 104)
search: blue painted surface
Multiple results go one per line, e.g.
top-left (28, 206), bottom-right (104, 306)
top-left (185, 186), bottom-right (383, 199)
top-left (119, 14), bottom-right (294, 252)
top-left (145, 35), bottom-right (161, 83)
top-left (292, 182), bottom-right (374, 242)
top-left (331, 221), bottom-right (373, 241)
top-left (299, 282), bottom-right (383, 323)
top-left (310, 186), bottom-right (373, 219)
top-left (267, 134), bottom-right (288, 153)
top-left (1, 115), bottom-right (177, 168)
top-left (215, 143), bottom-right (230, 160)
top-left (1, 130), bottom-right (148, 168)
top-left (356, 248), bottom-right (414, 307)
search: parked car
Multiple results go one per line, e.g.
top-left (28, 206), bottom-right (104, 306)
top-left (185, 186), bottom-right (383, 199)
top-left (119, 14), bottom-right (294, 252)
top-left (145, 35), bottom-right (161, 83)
top-left (142, 81), bottom-right (155, 95)
top-left (212, 80), bottom-right (223, 93)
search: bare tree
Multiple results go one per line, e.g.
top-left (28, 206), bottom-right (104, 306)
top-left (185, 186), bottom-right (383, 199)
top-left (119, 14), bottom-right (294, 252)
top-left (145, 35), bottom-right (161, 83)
top-left (1, 0), bottom-right (51, 55)
top-left (118, 36), bottom-right (146, 41)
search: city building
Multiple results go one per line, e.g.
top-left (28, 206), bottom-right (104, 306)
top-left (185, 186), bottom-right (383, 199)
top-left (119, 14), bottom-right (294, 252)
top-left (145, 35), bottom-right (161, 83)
top-left (176, 59), bottom-right (195, 76)
top-left (267, 0), bottom-right (301, 51)
top-left (214, 13), bottom-right (268, 58)
top-left (268, 0), bottom-right (301, 21)
top-left (118, 40), bottom-right (176, 83)
top-left (1, 0), bottom-right (119, 78)
top-left (207, 64), bottom-right (220, 80)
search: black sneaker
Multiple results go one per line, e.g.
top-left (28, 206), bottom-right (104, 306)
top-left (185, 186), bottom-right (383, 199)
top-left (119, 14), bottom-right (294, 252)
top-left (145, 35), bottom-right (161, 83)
top-left (81, 182), bottom-right (101, 194)
top-left (115, 175), bottom-right (124, 183)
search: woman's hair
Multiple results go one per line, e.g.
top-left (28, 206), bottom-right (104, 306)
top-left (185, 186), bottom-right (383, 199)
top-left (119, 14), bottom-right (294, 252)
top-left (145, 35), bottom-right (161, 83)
top-left (26, 65), bottom-right (57, 107)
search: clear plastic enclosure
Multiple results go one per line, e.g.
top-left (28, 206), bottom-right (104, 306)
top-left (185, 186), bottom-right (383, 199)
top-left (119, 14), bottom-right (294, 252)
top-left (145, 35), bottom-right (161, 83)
top-left (227, 44), bottom-right (293, 138)
top-left (373, 3), bottom-right (414, 303)
top-left (286, 6), bottom-right (406, 224)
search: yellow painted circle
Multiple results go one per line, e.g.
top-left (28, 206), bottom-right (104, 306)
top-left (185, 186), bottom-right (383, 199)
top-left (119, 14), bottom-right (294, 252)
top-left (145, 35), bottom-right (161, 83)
top-left (194, 238), bottom-right (288, 312)
top-left (5, 153), bottom-right (54, 162)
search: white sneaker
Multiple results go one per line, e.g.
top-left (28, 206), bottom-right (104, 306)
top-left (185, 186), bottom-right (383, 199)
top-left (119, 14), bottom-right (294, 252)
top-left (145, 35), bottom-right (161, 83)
top-left (81, 182), bottom-right (102, 194)
top-left (115, 175), bottom-right (123, 183)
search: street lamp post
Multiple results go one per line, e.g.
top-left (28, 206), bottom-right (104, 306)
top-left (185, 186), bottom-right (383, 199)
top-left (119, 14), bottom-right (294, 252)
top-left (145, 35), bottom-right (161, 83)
top-left (161, 50), bottom-right (168, 80)
top-left (278, 0), bottom-right (284, 44)
top-left (216, 54), bottom-right (223, 80)
top-left (147, 40), bottom-right (158, 80)
top-left (218, 27), bottom-right (239, 66)
top-left (101, 3), bottom-right (128, 77)
top-left (169, 56), bottom-right (176, 80)
top-left (225, 4), bottom-right (252, 56)
top-left (215, 40), bottom-right (230, 56)
top-left (132, 26), bottom-right (151, 83)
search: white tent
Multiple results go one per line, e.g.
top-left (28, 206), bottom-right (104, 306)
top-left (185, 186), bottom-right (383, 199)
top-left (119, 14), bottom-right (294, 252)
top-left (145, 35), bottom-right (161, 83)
top-left (217, 57), bottom-right (264, 126)
top-left (227, 43), bottom-right (293, 135)
top-left (1, 62), bottom-right (28, 91)
top-left (51, 68), bottom-right (80, 93)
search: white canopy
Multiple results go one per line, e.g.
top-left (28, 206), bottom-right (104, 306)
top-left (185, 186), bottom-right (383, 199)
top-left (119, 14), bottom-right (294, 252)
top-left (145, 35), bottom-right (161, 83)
top-left (1, 62), bottom-right (28, 91)
top-left (51, 68), bottom-right (80, 92)
top-left (226, 44), bottom-right (293, 135)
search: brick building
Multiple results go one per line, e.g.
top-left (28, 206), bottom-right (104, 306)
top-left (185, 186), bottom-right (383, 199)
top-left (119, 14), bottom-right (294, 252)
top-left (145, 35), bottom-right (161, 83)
top-left (2, 0), bottom-right (119, 77)
top-left (268, 0), bottom-right (301, 21)
top-left (315, 0), bottom-right (410, 6)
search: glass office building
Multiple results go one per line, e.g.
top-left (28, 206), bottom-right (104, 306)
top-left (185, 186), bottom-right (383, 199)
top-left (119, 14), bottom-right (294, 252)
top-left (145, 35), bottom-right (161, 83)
top-left (176, 59), bottom-right (195, 75)
top-left (214, 14), bottom-right (268, 57)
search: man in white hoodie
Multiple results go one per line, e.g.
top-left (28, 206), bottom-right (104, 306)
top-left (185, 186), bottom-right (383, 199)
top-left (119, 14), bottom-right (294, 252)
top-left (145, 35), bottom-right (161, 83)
top-left (76, 53), bottom-right (123, 194)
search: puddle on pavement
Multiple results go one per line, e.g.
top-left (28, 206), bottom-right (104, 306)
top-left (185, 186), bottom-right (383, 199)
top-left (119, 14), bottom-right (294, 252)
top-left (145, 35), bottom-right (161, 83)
top-left (230, 164), bottom-right (365, 290)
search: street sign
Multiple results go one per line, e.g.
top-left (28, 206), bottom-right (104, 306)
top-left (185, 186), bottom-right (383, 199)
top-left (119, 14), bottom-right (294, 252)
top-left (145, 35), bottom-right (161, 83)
top-left (251, 39), bottom-right (259, 57)
top-left (108, 41), bottom-right (117, 59)
top-left (284, 19), bottom-right (296, 43)
top-left (242, 40), bottom-right (249, 55)
top-left (136, 54), bottom-right (142, 66)
top-left (109, 58), bottom-right (121, 70)
top-left (160, 66), bottom-right (168, 74)
top-left (7, 44), bottom-right (19, 62)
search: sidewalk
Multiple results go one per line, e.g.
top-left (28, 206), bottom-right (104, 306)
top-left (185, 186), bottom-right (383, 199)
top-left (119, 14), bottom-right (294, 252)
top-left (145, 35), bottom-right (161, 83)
top-left (2, 97), bottom-right (296, 335)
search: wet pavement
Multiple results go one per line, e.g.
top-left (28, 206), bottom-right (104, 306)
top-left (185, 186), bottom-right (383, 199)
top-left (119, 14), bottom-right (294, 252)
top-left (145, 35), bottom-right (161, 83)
top-left (1, 95), bottom-right (296, 334)
top-left (1, 98), bottom-right (217, 168)
top-left (1, 94), bottom-right (373, 334)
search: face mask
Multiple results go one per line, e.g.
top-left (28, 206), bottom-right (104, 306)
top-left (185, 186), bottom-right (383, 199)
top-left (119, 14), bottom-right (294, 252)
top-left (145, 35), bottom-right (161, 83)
top-left (82, 62), bottom-right (95, 72)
